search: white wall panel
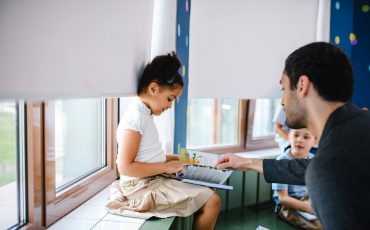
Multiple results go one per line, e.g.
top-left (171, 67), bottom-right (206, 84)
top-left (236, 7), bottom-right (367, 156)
top-left (189, 0), bottom-right (329, 99)
top-left (0, 0), bottom-right (153, 99)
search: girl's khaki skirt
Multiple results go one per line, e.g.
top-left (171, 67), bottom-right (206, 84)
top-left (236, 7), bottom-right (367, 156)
top-left (105, 175), bottom-right (214, 219)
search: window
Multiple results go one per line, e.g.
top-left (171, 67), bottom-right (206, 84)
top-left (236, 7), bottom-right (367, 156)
top-left (186, 98), bottom-right (246, 153)
top-left (25, 98), bottom-right (118, 228)
top-left (0, 101), bottom-right (27, 229)
top-left (186, 98), bottom-right (280, 153)
top-left (246, 99), bottom-right (280, 150)
top-left (52, 99), bottom-right (105, 191)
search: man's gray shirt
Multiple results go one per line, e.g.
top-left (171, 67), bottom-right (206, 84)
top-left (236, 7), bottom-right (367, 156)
top-left (263, 103), bottom-right (370, 229)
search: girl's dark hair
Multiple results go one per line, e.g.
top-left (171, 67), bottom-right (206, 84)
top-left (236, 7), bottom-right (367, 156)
top-left (137, 51), bottom-right (184, 95)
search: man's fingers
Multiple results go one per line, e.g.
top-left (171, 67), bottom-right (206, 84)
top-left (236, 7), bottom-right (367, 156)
top-left (216, 158), bottom-right (229, 168)
top-left (217, 153), bottom-right (233, 163)
top-left (216, 162), bottom-right (231, 170)
top-left (216, 157), bottom-right (227, 164)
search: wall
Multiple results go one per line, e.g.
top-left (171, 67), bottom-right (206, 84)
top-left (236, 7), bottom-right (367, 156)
top-left (217, 170), bottom-right (272, 212)
top-left (330, 1), bottom-right (370, 108)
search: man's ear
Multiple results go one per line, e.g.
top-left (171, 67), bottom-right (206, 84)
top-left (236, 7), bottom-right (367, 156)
top-left (148, 82), bottom-right (159, 96)
top-left (297, 75), bottom-right (310, 98)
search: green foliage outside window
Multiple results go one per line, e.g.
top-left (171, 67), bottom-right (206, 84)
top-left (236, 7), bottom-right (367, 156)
top-left (0, 105), bottom-right (17, 186)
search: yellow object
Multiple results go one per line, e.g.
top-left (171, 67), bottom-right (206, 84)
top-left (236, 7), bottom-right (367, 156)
top-left (349, 33), bottom-right (356, 42)
top-left (182, 65), bottom-right (186, 77)
top-left (335, 36), bottom-right (340, 44)
top-left (179, 148), bottom-right (200, 165)
top-left (362, 4), bottom-right (370, 13)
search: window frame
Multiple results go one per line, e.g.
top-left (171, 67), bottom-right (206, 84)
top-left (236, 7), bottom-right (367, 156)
top-left (16, 101), bottom-right (28, 229)
top-left (0, 101), bottom-right (28, 229)
top-left (187, 99), bottom-right (278, 154)
top-left (26, 101), bottom-right (45, 228)
top-left (245, 100), bottom-right (278, 151)
top-left (191, 100), bottom-right (247, 154)
top-left (26, 98), bottom-right (118, 228)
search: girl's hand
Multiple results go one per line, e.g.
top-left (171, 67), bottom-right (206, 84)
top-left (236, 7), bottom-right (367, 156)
top-left (166, 154), bottom-right (179, 162)
top-left (164, 161), bottom-right (185, 174)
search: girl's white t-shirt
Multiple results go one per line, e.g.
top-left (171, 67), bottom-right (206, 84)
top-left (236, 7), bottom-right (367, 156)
top-left (116, 97), bottom-right (166, 165)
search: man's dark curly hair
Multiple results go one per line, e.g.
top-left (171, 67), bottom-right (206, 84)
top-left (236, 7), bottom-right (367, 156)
top-left (284, 42), bottom-right (354, 102)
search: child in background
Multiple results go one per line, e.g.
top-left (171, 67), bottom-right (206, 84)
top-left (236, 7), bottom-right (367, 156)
top-left (272, 128), bottom-right (322, 230)
top-left (105, 52), bottom-right (220, 230)
top-left (272, 103), bottom-right (290, 152)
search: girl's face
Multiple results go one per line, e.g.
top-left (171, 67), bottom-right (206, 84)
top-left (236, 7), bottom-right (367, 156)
top-left (148, 85), bottom-right (183, 116)
top-left (288, 128), bottom-right (316, 158)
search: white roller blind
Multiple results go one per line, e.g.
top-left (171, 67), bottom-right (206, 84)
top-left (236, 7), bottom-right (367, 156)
top-left (189, 0), bottom-right (330, 99)
top-left (0, 0), bottom-right (154, 100)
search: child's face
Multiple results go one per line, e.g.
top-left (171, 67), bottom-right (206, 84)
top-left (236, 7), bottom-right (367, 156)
top-left (288, 128), bottom-right (316, 158)
top-left (150, 86), bottom-right (183, 116)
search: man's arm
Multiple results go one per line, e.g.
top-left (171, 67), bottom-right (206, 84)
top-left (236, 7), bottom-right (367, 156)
top-left (263, 158), bottom-right (310, 185)
top-left (216, 154), bottom-right (309, 185)
top-left (216, 154), bottom-right (263, 173)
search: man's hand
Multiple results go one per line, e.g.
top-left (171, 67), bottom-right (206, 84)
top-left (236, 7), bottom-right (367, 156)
top-left (216, 153), bottom-right (264, 173)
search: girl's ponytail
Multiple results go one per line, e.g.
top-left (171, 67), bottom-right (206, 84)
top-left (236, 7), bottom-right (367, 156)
top-left (137, 52), bottom-right (184, 95)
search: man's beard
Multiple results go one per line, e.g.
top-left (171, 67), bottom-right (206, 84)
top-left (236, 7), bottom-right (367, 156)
top-left (285, 96), bottom-right (307, 129)
top-left (286, 115), bottom-right (307, 129)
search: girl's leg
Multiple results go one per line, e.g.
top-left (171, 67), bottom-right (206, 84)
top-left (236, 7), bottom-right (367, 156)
top-left (193, 193), bottom-right (221, 230)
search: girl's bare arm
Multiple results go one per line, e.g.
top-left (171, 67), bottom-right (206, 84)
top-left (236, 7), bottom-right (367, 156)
top-left (116, 130), bottom-right (184, 177)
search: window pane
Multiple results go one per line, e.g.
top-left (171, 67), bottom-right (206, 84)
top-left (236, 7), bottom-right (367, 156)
top-left (219, 99), bottom-right (238, 145)
top-left (187, 99), bottom-right (214, 147)
top-left (54, 99), bottom-right (105, 190)
top-left (252, 98), bottom-right (281, 138)
top-left (0, 102), bottom-right (18, 228)
top-left (187, 98), bottom-right (238, 148)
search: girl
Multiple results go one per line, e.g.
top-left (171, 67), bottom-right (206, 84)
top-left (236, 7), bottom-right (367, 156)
top-left (272, 128), bottom-right (322, 230)
top-left (106, 52), bottom-right (220, 230)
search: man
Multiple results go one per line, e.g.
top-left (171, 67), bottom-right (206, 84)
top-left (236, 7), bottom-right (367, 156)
top-left (216, 42), bottom-right (370, 229)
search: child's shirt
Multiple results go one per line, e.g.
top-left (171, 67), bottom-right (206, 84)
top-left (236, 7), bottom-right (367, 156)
top-left (116, 97), bottom-right (166, 166)
top-left (272, 149), bottom-right (315, 206)
top-left (272, 104), bottom-right (290, 150)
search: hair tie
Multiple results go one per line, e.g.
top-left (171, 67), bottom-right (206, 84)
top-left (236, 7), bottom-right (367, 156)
top-left (167, 75), bottom-right (175, 84)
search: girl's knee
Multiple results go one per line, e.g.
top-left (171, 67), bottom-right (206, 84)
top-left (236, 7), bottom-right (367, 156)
top-left (208, 193), bottom-right (221, 212)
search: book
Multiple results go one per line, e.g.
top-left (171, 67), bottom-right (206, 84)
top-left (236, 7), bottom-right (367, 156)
top-left (173, 149), bottom-right (233, 190)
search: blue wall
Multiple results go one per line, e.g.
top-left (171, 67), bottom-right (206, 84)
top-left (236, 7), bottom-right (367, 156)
top-left (174, 0), bottom-right (190, 153)
top-left (331, 1), bottom-right (370, 108)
